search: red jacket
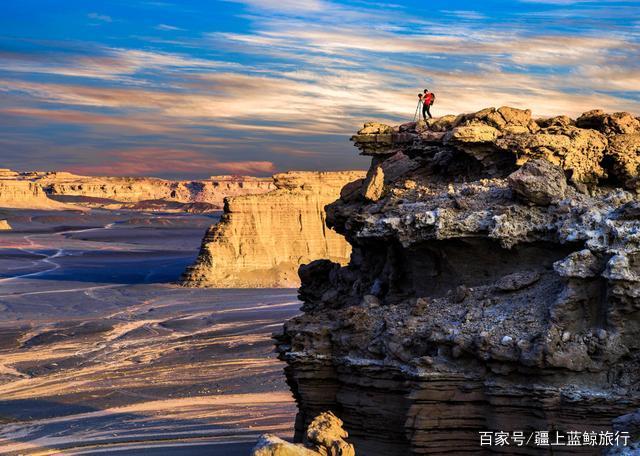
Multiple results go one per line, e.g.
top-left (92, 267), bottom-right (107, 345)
top-left (423, 93), bottom-right (434, 105)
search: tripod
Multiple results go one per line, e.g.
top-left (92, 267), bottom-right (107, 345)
top-left (413, 99), bottom-right (422, 122)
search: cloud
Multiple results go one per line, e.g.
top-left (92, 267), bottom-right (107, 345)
top-left (1, 0), bottom-right (639, 178)
top-left (517, 0), bottom-right (634, 3)
top-left (0, 46), bottom-right (239, 81)
top-left (155, 24), bottom-right (184, 31)
top-left (88, 13), bottom-right (112, 23)
top-left (0, 107), bottom-right (184, 134)
top-left (223, 0), bottom-right (329, 13)
top-left (67, 149), bottom-right (276, 176)
top-left (440, 10), bottom-right (487, 20)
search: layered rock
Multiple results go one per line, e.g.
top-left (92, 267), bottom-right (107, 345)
top-left (0, 179), bottom-right (74, 210)
top-left (276, 107), bottom-right (640, 455)
top-left (182, 171), bottom-right (365, 288)
top-left (252, 412), bottom-right (355, 456)
top-left (0, 170), bottom-right (274, 211)
top-left (37, 173), bottom-right (274, 209)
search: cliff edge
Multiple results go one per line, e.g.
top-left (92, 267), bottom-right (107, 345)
top-left (181, 171), bottom-right (365, 288)
top-left (275, 107), bottom-right (640, 454)
top-left (0, 176), bottom-right (77, 210)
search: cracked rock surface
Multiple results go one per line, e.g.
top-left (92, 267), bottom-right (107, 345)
top-left (275, 107), bottom-right (640, 455)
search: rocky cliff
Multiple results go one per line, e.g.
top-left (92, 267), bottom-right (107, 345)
top-left (181, 171), bottom-right (365, 288)
top-left (0, 169), bottom-right (274, 211)
top-left (0, 177), bottom-right (74, 210)
top-left (37, 173), bottom-right (274, 209)
top-left (275, 108), bottom-right (640, 455)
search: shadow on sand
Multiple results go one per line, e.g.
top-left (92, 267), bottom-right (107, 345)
top-left (0, 398), bottom-right (258, 455)
top-left (0, 248), bottom-right (197, 284)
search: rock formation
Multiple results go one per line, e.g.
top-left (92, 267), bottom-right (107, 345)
top-left (182, 171), bottom-right (365, 288)
top-left (0, 219), bottom-right (11, 230)
top-left (252, 412), bottom-right (355, 456)
top-left (0, 169), bottom-right (274, 211)
top-left (606, 409), bottom-right (640, 455)
top-left (38, 173), bottom-right (274, 209)
top-left (0, 177), bottom-right (74, 210)
top-left (275, 107), bottom-right (640, 455)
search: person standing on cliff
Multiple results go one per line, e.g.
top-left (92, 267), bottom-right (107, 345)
top-left (422, 89), bottom-right (435, 120)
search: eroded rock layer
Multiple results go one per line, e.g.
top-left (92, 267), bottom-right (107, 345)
top-left (37, 172), bottom-right (274, 209)
top-left (182, 171), bottom-right (365, 288)
top-left (276, 107), bottom-right (640, 455)
top-left (0, 169), bottom-right (274, 211)
top-left (0, 179), bottom-right (72, 210)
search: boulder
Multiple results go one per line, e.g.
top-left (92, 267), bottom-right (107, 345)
top-left (357, 122), bottom-right (394, 135)
top-left (362, 164), bottom-right (385, 202)
top-left (445, 124), bottom-right (501, 143)
top-left (507, 159), bottom-right (567, 205)
top-left (577, 110), bottom-right (640, 136)
top-left (496, 125), bottom-right (608, 186)
top-left (606, 133), bottom-right (640, 189)
top-left (251, 412), bottom-right (355, 456)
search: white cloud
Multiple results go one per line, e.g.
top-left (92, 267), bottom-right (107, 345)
top-left (155, 24), bottom-right (184, 31)
top-left (88, 12), bottom-right (112, 22)
top-left (223, 0), bottom-right (327, 13)
top-left (440, 10), bottom-right (487, 20)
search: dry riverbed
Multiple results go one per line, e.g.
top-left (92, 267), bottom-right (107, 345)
top-left (0, 209), bottom-right (299, 455)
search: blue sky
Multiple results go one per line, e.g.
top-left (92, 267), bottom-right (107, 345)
top-left (1, 0), bottom-right (639, 178)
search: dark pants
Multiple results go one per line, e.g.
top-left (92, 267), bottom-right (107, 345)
top-left (422, 103), bottom-right (432, 120)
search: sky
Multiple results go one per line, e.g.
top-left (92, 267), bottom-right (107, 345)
top-left (0, 0), bottom-right (639, 179)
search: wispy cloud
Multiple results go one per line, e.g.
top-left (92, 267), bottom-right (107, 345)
top-left (0, 0), bottom-right (638, 177)
top-left (223, 0), bottom-right (329, 13)
top-left (518, 0), bottom-right (634, 3)
top-left (68, 149), bottom-right (276, 176)
top-left (440, 10), bottom-right (487, 20)
top-left (155, 24), bottom-right (184, 31)
top-left (88, 12), bottom-right (113, 23)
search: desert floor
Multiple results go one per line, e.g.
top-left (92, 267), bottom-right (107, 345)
top-left (0, 209), bottom-right (299, 455)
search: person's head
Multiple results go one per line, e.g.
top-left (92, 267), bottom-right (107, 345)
top-left (424, 89), bottom-right (429, 93)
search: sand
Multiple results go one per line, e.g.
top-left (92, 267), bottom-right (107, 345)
top-left (0, 209), bottom-right (299, 455)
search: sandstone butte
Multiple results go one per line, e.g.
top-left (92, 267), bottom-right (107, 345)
top-left (0, 169), bottom-right (75, 210)
top-left (0, 168), bottom-right (274, 211)
top-left (181, 170), bottom-right (366, 288)
top-left (269, 107), bottom-right (640, 455)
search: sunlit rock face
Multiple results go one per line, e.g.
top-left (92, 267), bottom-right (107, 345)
top-left (0, 177), bottom-right (71, 210)
top-left (38, 173), bottom-right (275, 209)
top-left (252, 411), bottom-right (355, 456)
top-left (0, 169), bottom-right (275, 211)
top-left (275, 107), bottom-right (640, 455)
top-left (182, 171), bottom-right (365, 288)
